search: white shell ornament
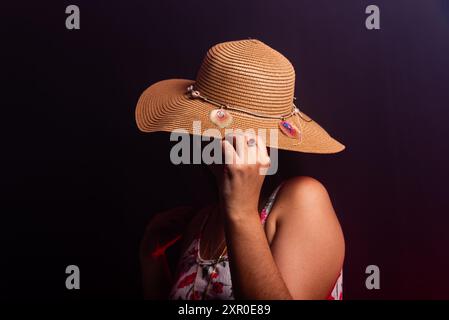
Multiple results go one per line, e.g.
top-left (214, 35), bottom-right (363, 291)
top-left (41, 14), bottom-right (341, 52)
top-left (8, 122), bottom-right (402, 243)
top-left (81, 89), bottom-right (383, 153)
top-left (210, 109), bottom-right (233, 128)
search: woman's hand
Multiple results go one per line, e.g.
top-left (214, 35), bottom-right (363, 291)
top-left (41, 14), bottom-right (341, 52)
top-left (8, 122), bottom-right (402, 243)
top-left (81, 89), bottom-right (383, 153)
top-left (217, 133), bottom-right (271, 218)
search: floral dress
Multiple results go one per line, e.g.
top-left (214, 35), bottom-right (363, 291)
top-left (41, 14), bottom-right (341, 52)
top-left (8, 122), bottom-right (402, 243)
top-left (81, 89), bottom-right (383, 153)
top-left (168, 184), bottom-right (343, 300)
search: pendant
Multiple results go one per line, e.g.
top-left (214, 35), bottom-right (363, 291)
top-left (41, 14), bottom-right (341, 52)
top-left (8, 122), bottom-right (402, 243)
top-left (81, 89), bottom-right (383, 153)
top-left (279, 120), bottom-right (301, 141)
top-left (210, 109), bottom-right (233, 128)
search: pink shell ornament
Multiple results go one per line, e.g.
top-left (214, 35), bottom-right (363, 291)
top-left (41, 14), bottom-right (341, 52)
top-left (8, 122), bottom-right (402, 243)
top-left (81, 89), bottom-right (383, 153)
top-left (279, 120), bottom-right (301, 141)
top-left (210, 109), bottom-right (233, 128)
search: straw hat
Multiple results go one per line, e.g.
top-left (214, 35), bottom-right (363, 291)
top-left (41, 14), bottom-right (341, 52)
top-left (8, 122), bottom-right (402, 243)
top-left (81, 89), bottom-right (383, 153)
top-left (135, 39), bottom-right (345, 153)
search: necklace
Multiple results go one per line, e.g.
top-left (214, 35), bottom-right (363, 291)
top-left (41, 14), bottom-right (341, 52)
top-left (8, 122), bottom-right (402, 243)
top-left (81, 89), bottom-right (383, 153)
top-left (198, 244), bottom-right (227, 300)
top-left (191, 208), bottom-right (228, 300)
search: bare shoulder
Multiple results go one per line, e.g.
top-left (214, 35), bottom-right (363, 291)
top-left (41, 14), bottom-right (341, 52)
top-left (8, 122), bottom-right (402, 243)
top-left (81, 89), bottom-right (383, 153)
top-left (267, 176), bottom-right (345, 298)
top-left (271, 176), bottom-right (344, 240)
top-left (270, 176), bottom-right (340, 222)
top-left (140, 206), bottom-right (199, 254)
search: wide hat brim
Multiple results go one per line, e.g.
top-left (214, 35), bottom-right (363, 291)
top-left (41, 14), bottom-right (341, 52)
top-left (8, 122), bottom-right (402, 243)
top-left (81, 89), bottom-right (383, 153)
top-left (136, 78), bottom-right (345, 154)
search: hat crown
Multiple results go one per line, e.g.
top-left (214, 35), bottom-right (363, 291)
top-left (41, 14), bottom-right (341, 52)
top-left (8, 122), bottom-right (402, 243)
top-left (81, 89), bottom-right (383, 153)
top-left (194, 39), bottom-right (296, 116)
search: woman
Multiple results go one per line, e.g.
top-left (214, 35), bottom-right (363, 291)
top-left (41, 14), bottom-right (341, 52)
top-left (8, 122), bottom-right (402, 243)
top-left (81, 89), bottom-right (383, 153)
top-left (136, 39), bottom-right (345, 300)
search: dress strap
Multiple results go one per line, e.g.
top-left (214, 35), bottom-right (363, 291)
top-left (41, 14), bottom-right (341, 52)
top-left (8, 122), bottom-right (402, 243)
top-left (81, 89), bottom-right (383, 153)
top-left (260, 183), bottom-right (284, 224)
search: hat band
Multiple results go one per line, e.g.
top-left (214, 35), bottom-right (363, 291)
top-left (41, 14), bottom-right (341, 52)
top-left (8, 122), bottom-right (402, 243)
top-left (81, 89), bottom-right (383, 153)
top-left (186, 85), bottom-right (312, 122)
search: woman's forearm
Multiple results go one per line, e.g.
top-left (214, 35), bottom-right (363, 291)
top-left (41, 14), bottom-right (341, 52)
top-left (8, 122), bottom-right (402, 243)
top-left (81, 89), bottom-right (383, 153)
top-left (224, 211), bottom-right (292, 300)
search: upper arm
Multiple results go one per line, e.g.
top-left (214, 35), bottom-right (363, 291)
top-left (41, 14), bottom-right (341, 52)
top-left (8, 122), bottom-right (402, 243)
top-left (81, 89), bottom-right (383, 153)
top-left (268, 176), bottom-right (345, 300)
top-left (140, 206), bottom-right (194, 259)
top-left (140, 206), bottom-right (197, 299)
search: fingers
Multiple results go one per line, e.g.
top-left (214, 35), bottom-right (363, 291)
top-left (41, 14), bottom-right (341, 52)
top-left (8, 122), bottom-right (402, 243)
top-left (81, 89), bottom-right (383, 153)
top-left (255, 135), bottom-right (271, 167)
top-left (247, 136), bottom-right (258, 165)
top-left (222, 138), bottom-right (240, 165)
top-left (221, 132), bottom-right (270, 169)
top-left (233, 133), bottom-right (247, 163)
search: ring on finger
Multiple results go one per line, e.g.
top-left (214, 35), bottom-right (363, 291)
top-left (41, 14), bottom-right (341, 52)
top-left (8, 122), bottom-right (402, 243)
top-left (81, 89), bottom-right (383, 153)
top-left (247, 138), bottom-right (257, 147)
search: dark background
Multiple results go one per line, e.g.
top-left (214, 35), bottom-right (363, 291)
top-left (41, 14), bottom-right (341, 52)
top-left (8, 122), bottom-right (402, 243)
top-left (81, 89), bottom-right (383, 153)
top-left (2, 0), bottom-right (449, 299)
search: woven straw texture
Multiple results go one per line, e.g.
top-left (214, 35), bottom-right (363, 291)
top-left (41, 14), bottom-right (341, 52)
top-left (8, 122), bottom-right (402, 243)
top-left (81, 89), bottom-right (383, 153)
top-left (135, 39), bottom-right (345, 154)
